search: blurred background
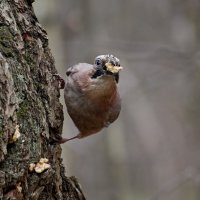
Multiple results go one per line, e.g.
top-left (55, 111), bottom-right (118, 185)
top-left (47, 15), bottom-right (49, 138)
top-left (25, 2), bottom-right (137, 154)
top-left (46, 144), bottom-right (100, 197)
top-left (33, 1), bottom-right (200, 200)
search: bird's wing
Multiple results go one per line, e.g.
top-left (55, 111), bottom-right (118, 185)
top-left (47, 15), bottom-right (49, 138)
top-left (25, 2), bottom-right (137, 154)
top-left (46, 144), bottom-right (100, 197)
top-left (68, 63), bottom-right (96, 91)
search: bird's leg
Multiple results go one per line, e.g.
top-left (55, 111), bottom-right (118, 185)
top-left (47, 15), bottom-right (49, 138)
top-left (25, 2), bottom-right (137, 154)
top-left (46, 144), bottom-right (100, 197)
top-left (54, 135), bottom-right (80, 144)
top-left (59, 135), bottom-right (79, 143)
top-left (53, 74), bottom-right (65, 89)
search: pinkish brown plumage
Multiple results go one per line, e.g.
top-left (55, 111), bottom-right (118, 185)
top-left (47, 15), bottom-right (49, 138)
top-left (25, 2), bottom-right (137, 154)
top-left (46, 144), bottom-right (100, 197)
top-left (59, 55), bottom-right (122, 142)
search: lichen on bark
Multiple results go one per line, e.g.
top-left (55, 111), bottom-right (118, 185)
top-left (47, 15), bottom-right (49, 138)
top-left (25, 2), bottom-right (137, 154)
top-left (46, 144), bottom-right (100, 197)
top-left (0, 0), bottom-right (85, 199)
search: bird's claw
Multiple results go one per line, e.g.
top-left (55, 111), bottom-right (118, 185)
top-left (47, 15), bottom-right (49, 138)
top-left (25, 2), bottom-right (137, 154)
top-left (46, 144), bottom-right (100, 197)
top-left (53, 74), bottom-right (65, 89)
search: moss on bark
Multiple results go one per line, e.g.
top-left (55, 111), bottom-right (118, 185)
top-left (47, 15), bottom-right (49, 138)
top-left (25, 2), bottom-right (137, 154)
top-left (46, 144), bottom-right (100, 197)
top-left (0, 0), bottom-right (85, 199)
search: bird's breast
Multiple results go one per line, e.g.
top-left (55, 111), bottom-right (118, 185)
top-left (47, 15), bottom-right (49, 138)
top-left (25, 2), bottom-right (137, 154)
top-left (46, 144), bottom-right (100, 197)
top-left (64, 74), bottom-right (120, 136)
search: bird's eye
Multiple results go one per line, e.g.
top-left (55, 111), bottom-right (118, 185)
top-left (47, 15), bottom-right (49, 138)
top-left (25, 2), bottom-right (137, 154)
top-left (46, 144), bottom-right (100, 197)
top-left (66, 71), bottom-right (71, 76)
top-left (95, 58), bottom-right (102, 66)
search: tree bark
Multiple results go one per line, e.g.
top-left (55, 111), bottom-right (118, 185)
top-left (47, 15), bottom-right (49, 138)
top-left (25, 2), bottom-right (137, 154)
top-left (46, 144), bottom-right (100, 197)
top-left (0, 0), bottom-right (85, 199)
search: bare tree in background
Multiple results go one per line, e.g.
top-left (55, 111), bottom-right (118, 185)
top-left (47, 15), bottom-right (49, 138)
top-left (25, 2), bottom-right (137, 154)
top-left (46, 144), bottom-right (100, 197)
top-left (0, 0), bottom-right (85, 199)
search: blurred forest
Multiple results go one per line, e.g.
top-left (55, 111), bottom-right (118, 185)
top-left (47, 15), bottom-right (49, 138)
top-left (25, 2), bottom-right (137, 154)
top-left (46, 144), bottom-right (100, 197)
top-left (33, 1), bottom-right (200, 200)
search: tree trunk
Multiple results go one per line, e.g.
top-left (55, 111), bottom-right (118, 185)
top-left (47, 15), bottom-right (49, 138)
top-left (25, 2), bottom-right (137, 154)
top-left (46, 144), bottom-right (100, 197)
top-left (0, 0), bottom-right (85, 199)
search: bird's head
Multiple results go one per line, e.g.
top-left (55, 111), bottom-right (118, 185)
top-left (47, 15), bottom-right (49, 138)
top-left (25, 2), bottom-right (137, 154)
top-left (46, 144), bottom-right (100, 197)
top-left (92, 54), bottom-right (123, 83)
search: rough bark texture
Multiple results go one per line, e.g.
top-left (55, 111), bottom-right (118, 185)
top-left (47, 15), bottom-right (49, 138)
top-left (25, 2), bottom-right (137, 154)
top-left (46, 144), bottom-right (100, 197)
top-left (0, 0), bottom-right (85, 199)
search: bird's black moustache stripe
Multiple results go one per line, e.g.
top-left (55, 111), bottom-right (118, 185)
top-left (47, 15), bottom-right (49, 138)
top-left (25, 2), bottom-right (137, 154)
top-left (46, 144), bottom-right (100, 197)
top-left (91, 67), bottom-right (105, 79)
top-left (91, 66), bottom-right (119, 83)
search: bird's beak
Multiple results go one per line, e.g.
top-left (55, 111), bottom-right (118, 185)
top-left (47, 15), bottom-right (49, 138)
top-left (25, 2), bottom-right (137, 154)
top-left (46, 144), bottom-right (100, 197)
top-left (105, 63), bottom-right (123, 73)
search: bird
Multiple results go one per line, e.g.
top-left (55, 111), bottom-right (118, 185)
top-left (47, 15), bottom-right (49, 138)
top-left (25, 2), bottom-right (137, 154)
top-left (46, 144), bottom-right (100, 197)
top-left (56, 54), bottom-right (123, 143)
